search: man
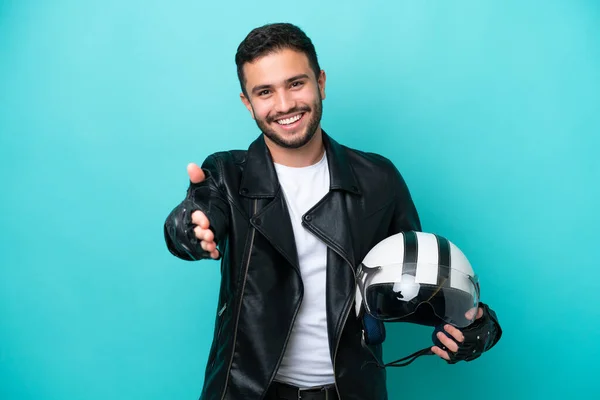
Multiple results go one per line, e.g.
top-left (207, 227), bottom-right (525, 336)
top-left (164, 23), bottom-right (501, 400)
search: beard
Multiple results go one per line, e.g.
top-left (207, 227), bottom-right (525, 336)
top-left (254, 93), bottom-right (323, 149)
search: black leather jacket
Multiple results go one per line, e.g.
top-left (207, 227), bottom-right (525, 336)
top-left (164, 132), bottom-right (447, 399)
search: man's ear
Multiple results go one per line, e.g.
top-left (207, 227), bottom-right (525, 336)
top-left (240, 93), bottom-right (255, 119)
top-left (318, 70), bottom-right (327, 100)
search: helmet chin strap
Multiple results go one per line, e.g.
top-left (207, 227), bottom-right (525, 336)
top-left (360, 304), bottom-right (498, 369)
top-left (359, 312), bottom-right (436, 369)
top-left (383, 347), bottom-right (434, 367)
top-left (360, 330), bottom-right (434, 369)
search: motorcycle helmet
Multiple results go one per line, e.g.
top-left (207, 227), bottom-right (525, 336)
top-left (355, 230), bottom-right (482, 368)
top-left (355, 230), bottom-right (480, 328)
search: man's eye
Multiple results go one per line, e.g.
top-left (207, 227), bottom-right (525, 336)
top-left (259, 90), bottom-right (270, 96)
top-left (291, 81), bottom-right (304, 88)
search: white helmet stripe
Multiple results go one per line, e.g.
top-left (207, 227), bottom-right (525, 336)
top-left (449, 241), bottom-right (475, 292)
top-left (415, 232), bottom-right (439, 285)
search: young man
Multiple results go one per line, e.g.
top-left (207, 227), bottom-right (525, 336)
top-left (164, 23), bottom-right (501, 400)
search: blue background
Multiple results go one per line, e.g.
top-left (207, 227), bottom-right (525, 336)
top-left (1, 0), bottom-right (598, 399)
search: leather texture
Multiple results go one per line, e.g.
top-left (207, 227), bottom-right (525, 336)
top-left (164, 131), bottom-right (422, 400)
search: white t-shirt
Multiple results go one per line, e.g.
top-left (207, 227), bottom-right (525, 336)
top-left (272, 151), bottom-right (334, 388)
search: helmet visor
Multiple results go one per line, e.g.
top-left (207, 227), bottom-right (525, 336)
top-left (358, 263), bottom-right (480, 328)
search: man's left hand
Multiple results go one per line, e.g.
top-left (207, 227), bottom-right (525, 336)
top-left (430, 307), bottom-right (484, 361)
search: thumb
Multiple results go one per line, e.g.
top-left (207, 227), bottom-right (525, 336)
top-left (187, 163), bottom-right (205, 184)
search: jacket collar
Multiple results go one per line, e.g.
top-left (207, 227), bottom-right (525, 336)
top-left (239, 130), bottom-right (361, 198)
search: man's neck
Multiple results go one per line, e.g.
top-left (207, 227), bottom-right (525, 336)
top-left (265, 128), bottom-right (325, 168)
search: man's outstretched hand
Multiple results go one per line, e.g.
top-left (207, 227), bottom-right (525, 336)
top-left (187, 163), bottom-right (220, 259)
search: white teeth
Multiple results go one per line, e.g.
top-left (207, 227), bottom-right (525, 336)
top-left (276, 114), bottom-right (302, 125)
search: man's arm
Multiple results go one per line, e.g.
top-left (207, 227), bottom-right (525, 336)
top-left (164, 154), bottom-right (230, 261)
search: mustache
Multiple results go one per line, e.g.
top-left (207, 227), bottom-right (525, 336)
top-left (267, 106), bottom-right (311, 123)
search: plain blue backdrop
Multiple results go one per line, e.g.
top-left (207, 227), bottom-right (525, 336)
top-left (1, 0), bottom-right (598, 399)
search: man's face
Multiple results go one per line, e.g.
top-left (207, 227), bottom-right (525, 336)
top-left (240, 48), bottom-right (326, 149)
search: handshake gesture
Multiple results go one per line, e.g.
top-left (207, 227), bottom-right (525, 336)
top-left (187, 163), bottom-right (220, 260)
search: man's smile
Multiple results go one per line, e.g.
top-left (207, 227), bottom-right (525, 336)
top-left (274, 112), bottom-right (306, 129)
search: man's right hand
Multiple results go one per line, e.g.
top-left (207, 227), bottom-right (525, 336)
top-left (188, 163), bottom-right (220, 260)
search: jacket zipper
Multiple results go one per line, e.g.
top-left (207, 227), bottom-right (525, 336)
top-left (331, 255), bottom-right (355, 400)
top-left (263, 272), bottom-right (304, 395)
top-left (220, 199), bottom-right (258, 400)
top-left (302, 220), bottom-right (356, 400)
top-left (209, 302), bottom-right (228, 369)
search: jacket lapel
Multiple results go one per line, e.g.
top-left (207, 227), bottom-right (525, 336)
top-left (302, 190), bottom-right (356, 269)
top-left (252, 192), bottom-right (300, 273)
top-left (302, 133), bottom-right (361, 270)
top-left (240, 135), bottom-right (300, 272)
top-left (238, 132), bottom-right (362, 272)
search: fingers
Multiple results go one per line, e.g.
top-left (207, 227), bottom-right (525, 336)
top-left (436, 330), bottom-right (460, 353)
top-left (192, 210), bottom-right (210, 229)
top-left (194, 225), bottom-right (213, 242)
top-left (431, 346), bottom-right (450, 361)
top-left (189, 206), bottom-right (219, 260)
top-left (192, 217), bottom-right (220, 259)
top-left (187, 162), bottom-right (205, 184)
top-left (465, 307), bottom-right (478, 320)
top-left (194, 226), bottom-right (216, 247)
top-left (465, 306), bottom-right (483, 321)
top-left (197, 234), bottom-right (217, 251)
top-left (443, 324), bottom-right (465, 343)
top-left (433, 324), bottom-right (468, 361)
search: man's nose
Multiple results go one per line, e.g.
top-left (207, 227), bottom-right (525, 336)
top-left (274, 91), bottom-right (296, 114)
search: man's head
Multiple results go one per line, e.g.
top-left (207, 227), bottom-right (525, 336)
top-left (235, 23), bottom-right (326, 149)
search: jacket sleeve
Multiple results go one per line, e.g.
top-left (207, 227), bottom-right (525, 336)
top-left (163, 154), bottom-right (230, 261)
top-left (388, 163), bottom-right (422, 234)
